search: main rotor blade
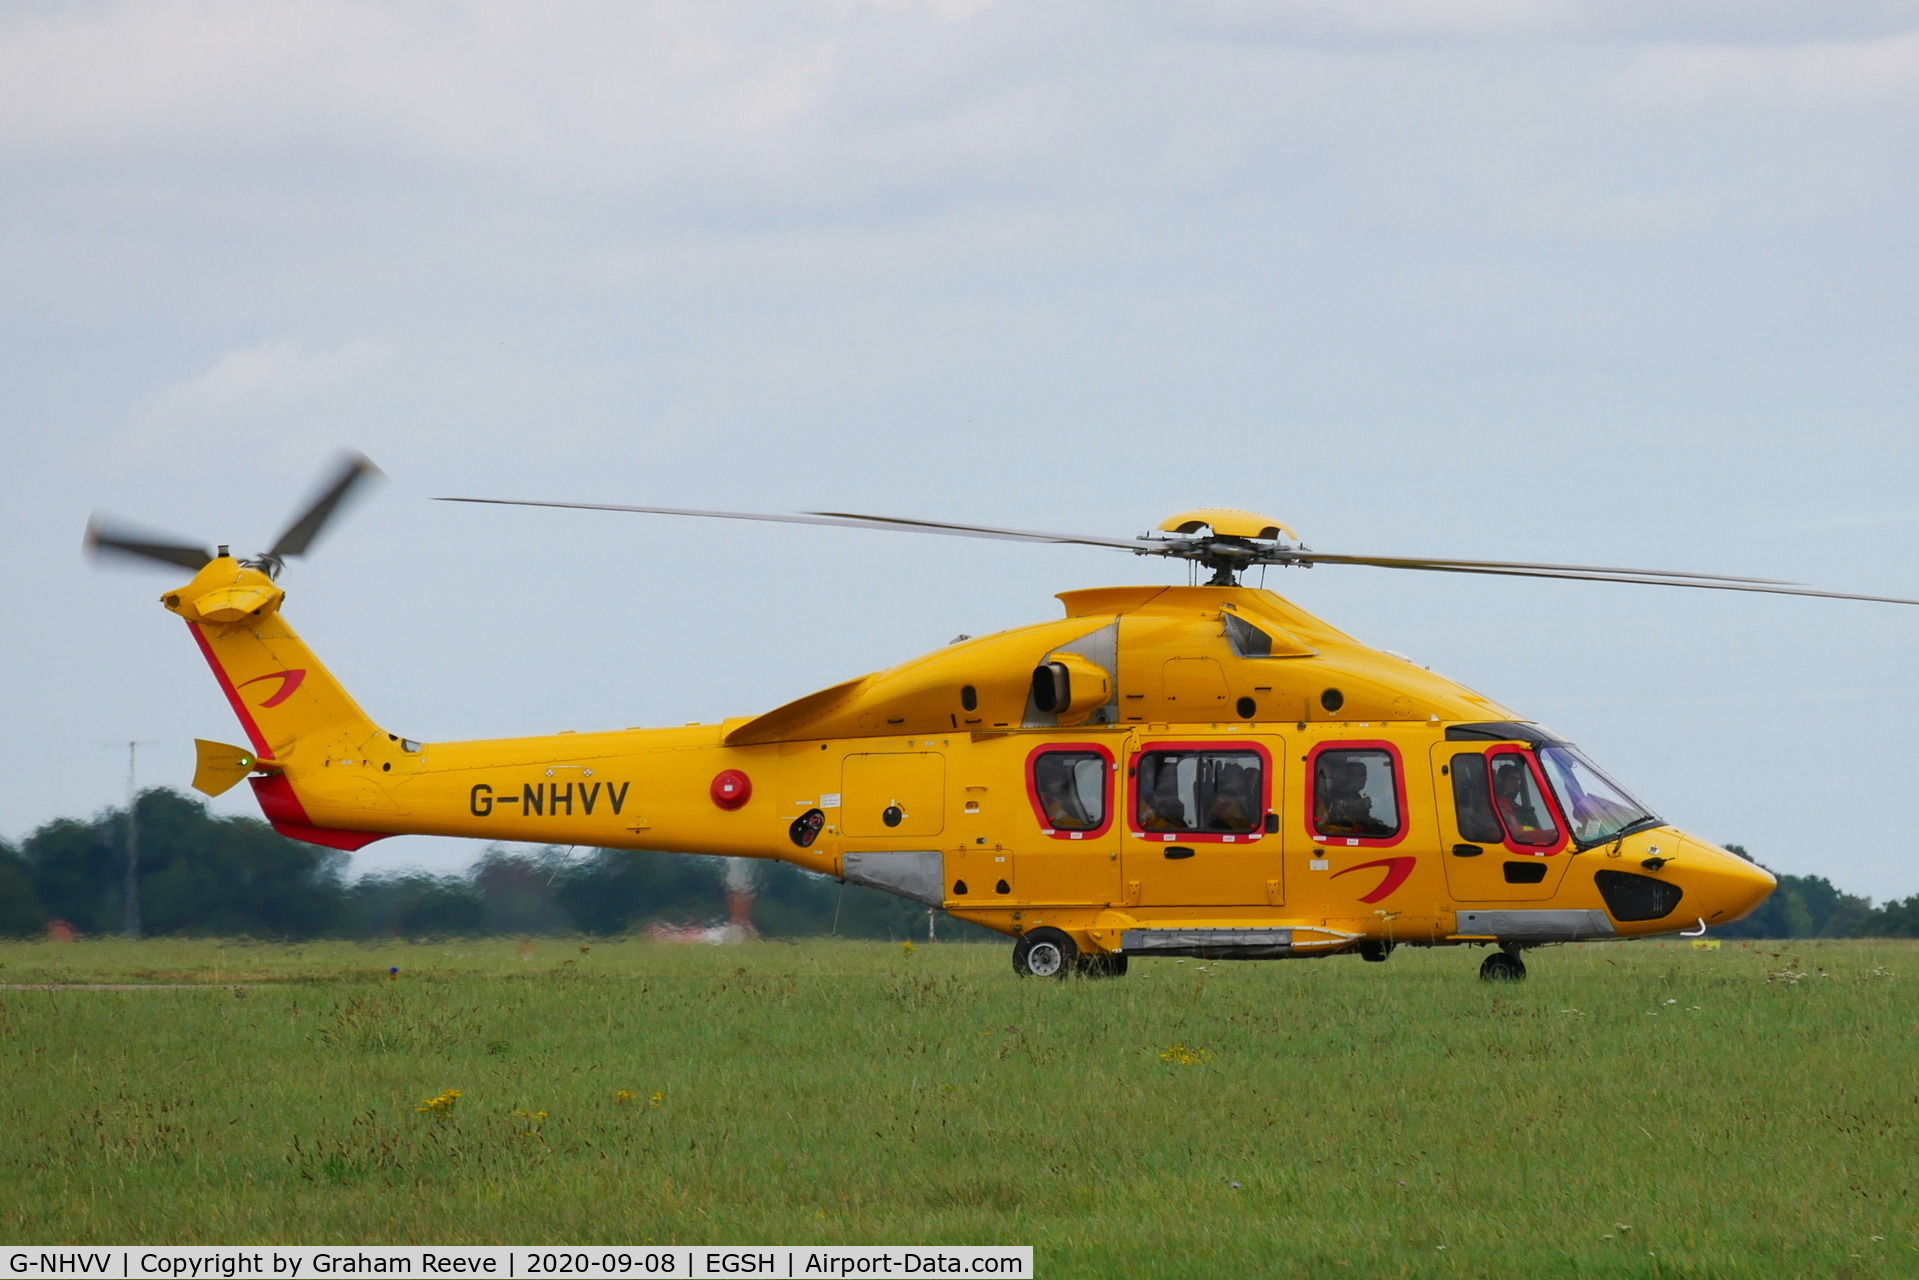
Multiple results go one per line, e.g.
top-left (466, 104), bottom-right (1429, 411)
top-left (806, 509), bottom-right (1149, 552)
top-left (436, 498), bottom-right (1150, 551)
top-left (1298, 557), bottom-right (1919, 605)
top-left (84, 517), bottom-right (213, 572)
top-left (808, 518), bottom-right (1807, 582)
top-left (1287, 551), bottom-right (1792, 586)
top-left (269, 452), bottom-right (383, 560)
top-left (435, 496), bottom-right (1919, 604)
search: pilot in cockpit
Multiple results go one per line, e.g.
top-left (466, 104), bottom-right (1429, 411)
top-left (1491, 756), bottom-right (1551, 842)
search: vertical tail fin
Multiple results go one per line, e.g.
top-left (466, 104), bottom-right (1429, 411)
top-left (167, 557), bottom-right (389, 850)
top-left (169, 558), bottom-right (375, 758)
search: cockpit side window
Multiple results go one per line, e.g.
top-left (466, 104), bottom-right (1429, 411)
top-left (1026, 745), bottom-right (1114, 838)
top-left (1489, 752), bottom-right (1559, 847)
top-left (1448, 748), bottom-right (1571, 853)
top-left (1449, 753), bottom-right (1505, 844)
top-left (1310, 746), bottom-right (1403, 843)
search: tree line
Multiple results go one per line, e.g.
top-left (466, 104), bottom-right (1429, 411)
top-left (0, 789), bottom-right (976, 941)
top-left (1, 791), bottom-right (1915, 940)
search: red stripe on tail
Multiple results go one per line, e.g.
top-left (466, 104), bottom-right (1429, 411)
top-left (187, 620), bottom-right (388, 852)
top-left (186, 620), bottom-right (270, 756)
top-left (248, 775), bottom-right (389, 852)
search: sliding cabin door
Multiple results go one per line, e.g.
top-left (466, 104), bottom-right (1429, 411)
top-left (1120, 733), bottom-right (1283, 908)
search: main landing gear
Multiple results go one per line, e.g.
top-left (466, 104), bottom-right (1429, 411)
top-left (1011, 927), bottom-right (1075, 978)
top-left (1011, 928), bottom-right (1128, 979)
top-left (1479, 946), bottom-right (1528, 982)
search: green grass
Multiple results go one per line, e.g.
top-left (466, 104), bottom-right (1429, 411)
top-left (1, 936), bottom-right (1915, 1278)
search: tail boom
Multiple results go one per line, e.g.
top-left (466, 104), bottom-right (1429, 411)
top-left (166, 559), bottom-right (818, 866)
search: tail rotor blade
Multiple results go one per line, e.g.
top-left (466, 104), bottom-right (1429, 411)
top-left (269, 452), bottom-right (384, 560)
top-left (84, 516), bottom-right (214, 572)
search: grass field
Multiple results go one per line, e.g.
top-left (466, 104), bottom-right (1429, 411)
top-left (1, 935), bottom-right (1915, 1278)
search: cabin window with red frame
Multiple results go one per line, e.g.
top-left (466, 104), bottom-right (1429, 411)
top-left (1135, 750), bottom-right (1263, 835)
top-left (1033, 751), bottom-right (1107, 832)
top-left (1312, 749), bottom-right (1401, 840)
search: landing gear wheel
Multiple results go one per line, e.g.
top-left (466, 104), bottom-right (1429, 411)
top-left (1012, 928), bottom-right (1077, 979)
top-left (1076, 952), bottom-right (1129, 978)
top-left (1358, 941), bottom-right (1394, 963)
top-left (1479, 950), bottom-right (1527, 982)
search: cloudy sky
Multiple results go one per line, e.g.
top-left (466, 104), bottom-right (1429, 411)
top-left (5, 1), bottom-right (1917, 896)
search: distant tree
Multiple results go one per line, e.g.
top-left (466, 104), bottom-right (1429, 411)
top-left (21, 817), bottom-right (121, 934)
top-left (1717, 844), bottom-right (1874, 939)
top-left (752, 859), bottom-right (857, 937)
top-left (552, 848), bottom-right (729, 934)
top-left (18, 790), bottom-right (348, 938)
top-left (0, 839), bottom-right (46, 937)
top-left (347, 873), bottom-right (486, 937)
top-left (131, 790), bottom-right (349, 936)
top-left (472, 848), bottom-right (574, 934)
top-left (1853, 895), bottom-right (1919, 938)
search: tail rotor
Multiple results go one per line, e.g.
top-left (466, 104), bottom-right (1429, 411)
top-left (86, 452), bottom-right (383, 578)
top-left (82, 521), bottom-right (216, 572)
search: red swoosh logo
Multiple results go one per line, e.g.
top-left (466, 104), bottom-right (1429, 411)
top-left (1331, 856), bottom-right (1417, 903)
top-left (237, 669), bottom-right (306, 708)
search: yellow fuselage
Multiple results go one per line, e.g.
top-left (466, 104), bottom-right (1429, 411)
top-left (167, 561), bottom-right (1775, 957)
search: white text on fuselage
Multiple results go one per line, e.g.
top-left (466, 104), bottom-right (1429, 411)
top-left (468, 782), bottom-right (628, 818)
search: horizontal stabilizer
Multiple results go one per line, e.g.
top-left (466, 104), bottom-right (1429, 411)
top-left (192, 738), bottom-right (275, 797)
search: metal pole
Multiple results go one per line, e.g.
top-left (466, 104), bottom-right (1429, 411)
top-left (123, 742), bottom-right (142, 938)
top-left (107, 740), bottom-right (156, 938)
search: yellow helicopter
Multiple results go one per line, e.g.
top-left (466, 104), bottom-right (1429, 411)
top-left (87, 456), bottom-right (1919, 980)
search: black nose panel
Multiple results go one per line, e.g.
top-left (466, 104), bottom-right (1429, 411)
top-left (1595, 869), bottom-right (1683, 921)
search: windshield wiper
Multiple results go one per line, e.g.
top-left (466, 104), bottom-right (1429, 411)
top-left (1573, 814), bottom-right (1663, 852)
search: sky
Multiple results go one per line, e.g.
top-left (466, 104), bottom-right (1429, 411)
top-left (3, 0), bottom-right (1917, 896)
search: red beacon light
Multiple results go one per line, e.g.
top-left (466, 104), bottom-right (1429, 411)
top-left (710, 769), bottom-right (752, 810)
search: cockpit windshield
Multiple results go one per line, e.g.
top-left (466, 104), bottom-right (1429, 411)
top-left (1537, 746), bottom-right (1658, 846)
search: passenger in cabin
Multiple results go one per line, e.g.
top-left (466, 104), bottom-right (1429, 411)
top-left (1316, 758), bottom-right (1377, 836)
top-left (1034, 754), bottom-right (1095, 830)
top-left (1205, 762), bottom-right (1259, 833)
top-left (1138, 760), bottom-right (1189, 831)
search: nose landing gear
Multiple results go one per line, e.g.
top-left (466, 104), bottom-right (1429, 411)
top-left (1479, 946), bottom-right (1528, 982)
